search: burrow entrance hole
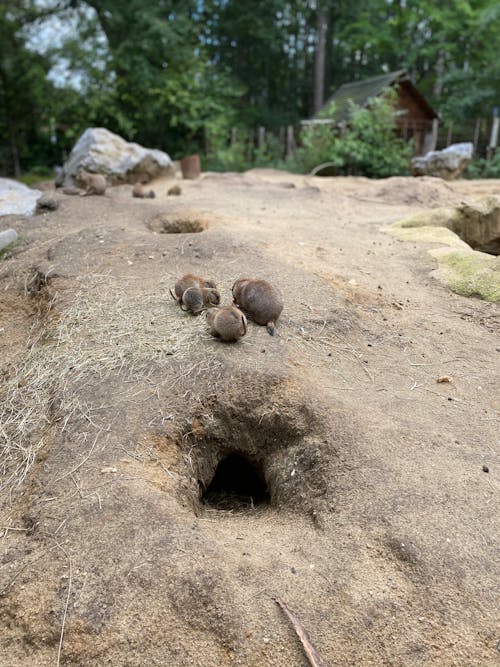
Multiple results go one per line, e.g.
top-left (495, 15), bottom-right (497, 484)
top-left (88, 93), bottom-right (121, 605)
top-left (201, 452), bottom-right (270, 511)
top-left (149, 212), bottom-right (208, 234)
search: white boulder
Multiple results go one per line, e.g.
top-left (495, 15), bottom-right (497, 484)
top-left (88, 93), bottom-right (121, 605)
top-left (56, 127), bottom-right (175, 186)
top-left (411, 143), bottom-right (473, 180)
top-left (0, 178), bottom-right (42, 217)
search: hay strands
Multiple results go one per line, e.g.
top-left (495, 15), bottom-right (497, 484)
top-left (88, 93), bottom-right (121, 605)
top-left (273, 596), bottom-right (330, 667)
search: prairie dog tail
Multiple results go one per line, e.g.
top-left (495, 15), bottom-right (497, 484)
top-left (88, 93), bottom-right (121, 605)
top-left (266, 321), bottom-right (276, 336)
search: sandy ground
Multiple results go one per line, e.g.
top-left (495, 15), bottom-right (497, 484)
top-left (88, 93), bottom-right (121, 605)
top-left (0, 170), bottom-right (499, 666)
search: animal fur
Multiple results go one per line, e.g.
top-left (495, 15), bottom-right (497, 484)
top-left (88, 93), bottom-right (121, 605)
top-left (132, 182), bottom-right (155, 199)
top-left (76, 171), bottom-right (107, 196)
top-left (179, 286), bottom-right (220, 314)
top-left (206, 306), bottom-right (247, 342)
top-left (232, 278), bottom-right (284, 335)
top-left (170, 274), bottom-right (218, 301)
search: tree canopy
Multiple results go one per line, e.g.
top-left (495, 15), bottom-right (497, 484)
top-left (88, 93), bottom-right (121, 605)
top-left (0, 0), bottom-right (498, 175)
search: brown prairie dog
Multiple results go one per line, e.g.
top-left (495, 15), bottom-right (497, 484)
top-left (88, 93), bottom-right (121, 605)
top-left (232, 278), bottom-right (284, 335)
top-left (132, 182), bottom-right (155, 199)
top-left (170, 274), bottom-right (217, 302)
top-left (180, 286), bottom-right (220, 314)
top-left (206, 306), bottom-right (247, 342)
top-left (76, 170), bottom-right (107, 195)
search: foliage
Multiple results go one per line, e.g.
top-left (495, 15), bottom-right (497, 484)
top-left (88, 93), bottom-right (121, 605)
top-left (466, 152), bottom-right (500, 179)
top-left (1, 1), bottom-right (499, 176)
top-left (290, 93), bottom-right (412, 177)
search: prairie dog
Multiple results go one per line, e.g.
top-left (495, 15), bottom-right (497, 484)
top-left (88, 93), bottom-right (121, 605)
top-left (180, 286), bottom-right (220, 314)
top-left (232, 278), bottom-right (284, 335)
top-left (206, 306), bottom-right (247, 342)
top-left (170, 274), bottom-right (217, 301)
top-left (76, 171), bottom-right (107, 196)
top-left (132, 182), bottom-right (155, 199)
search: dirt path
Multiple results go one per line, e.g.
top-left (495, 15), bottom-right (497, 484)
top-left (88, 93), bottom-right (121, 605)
top-left (0, 171), bottom-right (498, 666)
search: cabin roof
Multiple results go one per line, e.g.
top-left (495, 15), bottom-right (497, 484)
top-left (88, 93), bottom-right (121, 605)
top-left (322, 70), bottom-right (438, 121)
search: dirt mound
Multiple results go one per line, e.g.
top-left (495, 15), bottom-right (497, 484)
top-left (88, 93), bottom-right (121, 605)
top-left (0, 176), bottom-right (498, 666)
top-left (355, 175), bottom-right (460, 207)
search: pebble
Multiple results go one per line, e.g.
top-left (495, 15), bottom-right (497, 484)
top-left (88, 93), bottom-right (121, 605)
top-left (0, 229), bottom-right (18, 252)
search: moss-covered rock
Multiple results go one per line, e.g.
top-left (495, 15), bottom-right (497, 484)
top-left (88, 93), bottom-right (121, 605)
top-left (388, 197), bottom-right (500, 302)
top-left (429, 248), bottom-right (500, 302)
top-left (387, 223), bottom-right (468, 249)
top-left (393, 196), bottom-right (500, 255)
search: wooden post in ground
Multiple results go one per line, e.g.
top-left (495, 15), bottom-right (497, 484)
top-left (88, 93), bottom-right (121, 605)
top-left (247, 128), bottom-right (255, 161)
top-left (487, 108), bottom-right (499, 160)
top-left (422, 119), bottom-right (439, 154)
top-left (286, 125), bottom-right (295, 159)
top-left (473, 118), bottom-right (481, 154)
top-left (279, 126), bottom-right (285, 157)
top-left (430, 118), bottom-right (439, 151)
top-left (257, 126), bottom-right (265, 150)
top-left (446, 122), bottom-right (453, 147)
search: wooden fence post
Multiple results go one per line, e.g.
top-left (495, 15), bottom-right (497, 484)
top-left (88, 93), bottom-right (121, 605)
top-left (487, 108), bottom-right (499, 160)
top-left (279, 126), bottom-right (285, 157)
top-left (286, 125), bottom-right (295, 159)
top-left (247, 128), bottom-right (255, 161)
top-left (257, 126), bottom-right (265, 150)
top-left (446, 122), bottom-right (453, 147)
top-left (473, 118), bottom-right (481, 154)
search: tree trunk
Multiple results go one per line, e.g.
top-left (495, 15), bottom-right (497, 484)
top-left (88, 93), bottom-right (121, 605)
top-left (0, 69), bottom-right (21, 177)
top-left (433, 48), bottom-right (446, 98)
top-left (313, 5), bottom-right (329, 115)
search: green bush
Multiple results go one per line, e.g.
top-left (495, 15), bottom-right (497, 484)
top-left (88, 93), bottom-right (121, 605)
top-left (290, 92), bottom-right (413, 178)
top-left (466, 152), bottom-right (500, 179)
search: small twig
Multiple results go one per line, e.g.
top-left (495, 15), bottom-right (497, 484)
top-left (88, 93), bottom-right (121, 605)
top-left (273, 596), bottom-right (330, 667)
top-left (55, 541), bottom-right (72, 667)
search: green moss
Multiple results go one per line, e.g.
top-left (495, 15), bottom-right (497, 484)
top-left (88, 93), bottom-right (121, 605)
top-left (387, 224), bottom-right (468, 249)
top-left (391, 207), bottom-right (461, 230)
top-left (429, 248), bottom-right (500, 302)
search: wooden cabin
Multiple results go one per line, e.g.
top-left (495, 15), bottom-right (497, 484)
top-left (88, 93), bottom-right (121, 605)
top-left (309, 70), bottom-right (439, 155)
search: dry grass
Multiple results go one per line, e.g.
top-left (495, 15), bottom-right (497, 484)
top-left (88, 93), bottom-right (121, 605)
top-left (0, 273), bottom-right (213, 492)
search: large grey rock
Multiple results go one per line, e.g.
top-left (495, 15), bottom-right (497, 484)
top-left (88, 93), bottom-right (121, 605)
top-left (411, 143), bottom-right (473, 180)
top-left (0, 179), bottom-right (41, 216)
top-left (56, 127), bottom-right (175, 186)
top-left (0, 229), bottom-right (18, 252)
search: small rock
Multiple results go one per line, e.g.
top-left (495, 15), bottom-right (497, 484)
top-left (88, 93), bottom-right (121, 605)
top-left (0, 229), bottom-right (18, 252)
top-left (100, 466), bottom-right (117, 474)
top-left (437, 376), bottom-right (452, 383)
top-left (36, 194), bottom-right (59, 212)
top-left (482, 465), bottom-right (489, 473)
top-left (167, 185), bottom-right (182, 196)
